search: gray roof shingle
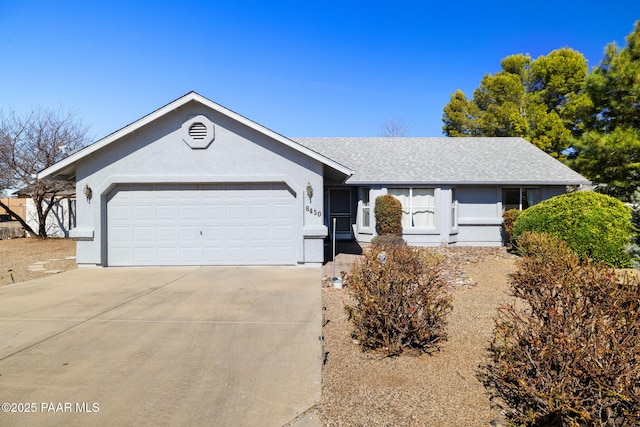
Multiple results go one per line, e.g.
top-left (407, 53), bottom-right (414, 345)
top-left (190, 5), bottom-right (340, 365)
top-left (293, 137), bottom-right (589, 185)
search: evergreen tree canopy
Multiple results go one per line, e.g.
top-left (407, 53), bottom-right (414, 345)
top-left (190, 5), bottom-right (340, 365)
top-left (442, 48), bottom-right (590, 159)
top-left (571, 21), bottom-right (640, 202)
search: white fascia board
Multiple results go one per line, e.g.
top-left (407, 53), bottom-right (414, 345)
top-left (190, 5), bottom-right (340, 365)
top-left (38, 92), bottom-right (353, 180)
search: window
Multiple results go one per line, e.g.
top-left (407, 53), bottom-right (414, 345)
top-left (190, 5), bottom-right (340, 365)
top-left (451, 188), bottom-right (457, 229)
top-left (361, 187), bottom-right (371, 228)
top-left (502, 188), bottom-right (541, 211)
top-left (388, 188), bottom-right (435, 228)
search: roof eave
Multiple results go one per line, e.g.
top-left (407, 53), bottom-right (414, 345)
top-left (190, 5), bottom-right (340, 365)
top-left (343, 179), bottom-right (591, 186)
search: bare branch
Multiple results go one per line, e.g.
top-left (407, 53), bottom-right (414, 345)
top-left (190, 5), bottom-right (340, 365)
top-left (0, 107), bottom-right (89, 237)
top-left (379, 117), bottom-right (414, 137)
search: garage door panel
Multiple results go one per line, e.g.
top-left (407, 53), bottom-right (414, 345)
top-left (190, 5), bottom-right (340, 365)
top-left (132, 247), bottom-right (154, 264)
top-left (133, 206), bottom-right (154, 221)
top-left (251, 225), bottom-right (270, 241)
top-left (202, 246), bottom-right (225, 261)
top-left (273, 225), bottom-right (294, 240)
top-left (180, 248), bottom-right (201, 264)
top-left (203, 204), bottom-right (224, 219)
top-left (109, 206), bottom-right (130, 221)
top-left (133, 227), bottom-right (154, 241)
top-left (109, 226), bottom-right (130, 243)
top-left (107, 184), bottom-right (296, 266)
top-left (202, 226), bottom-right (224, 241)
top-left (157, 248), bottom-right (178, 263)
top-left (157, 227), bottom-right (177, 242)
top-left (180, 226), bottom-right (201, 243)
top-left (273, 204), bottom-right (294, 220)
top-left (226, 225), bottom-right (247, 241)
top-left (157, 207), bottom-right (178, 220)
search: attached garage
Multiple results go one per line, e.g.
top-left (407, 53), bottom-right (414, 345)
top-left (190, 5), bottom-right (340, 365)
top-left (107, 183), bottom-right (297, 266)
top-left (36, 92), bottom-right (351, 267)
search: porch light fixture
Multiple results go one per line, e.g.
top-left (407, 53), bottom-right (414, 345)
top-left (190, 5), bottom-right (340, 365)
top-left (84, 184), bottom-right (92, 202)
top-left (306, 182), bottom-right (313, 203)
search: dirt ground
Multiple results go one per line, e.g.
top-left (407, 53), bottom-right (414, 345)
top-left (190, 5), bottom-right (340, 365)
top-left (0, 237), bottom-right (76, 286)
top-left (315, 247), bottom-right (516, 426)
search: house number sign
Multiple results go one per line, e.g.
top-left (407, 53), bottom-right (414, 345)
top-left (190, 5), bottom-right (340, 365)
top-left (305, 205), bottom-right (322, 217)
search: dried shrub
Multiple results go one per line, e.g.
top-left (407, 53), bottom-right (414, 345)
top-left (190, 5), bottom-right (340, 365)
top-left (370, 234), bottom-right (406, 246)
top-left (502, 208), bottom-right (522, 245)
top-left (485, 232), bottom-right (640, 426)
top-left (374, 194), bottom-right (403, 236)
top-left (345, 245), bottom-right (453, 356)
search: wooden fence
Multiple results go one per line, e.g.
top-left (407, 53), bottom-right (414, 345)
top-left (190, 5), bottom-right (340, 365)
top-left (0, 198), bottom-right (27, 222)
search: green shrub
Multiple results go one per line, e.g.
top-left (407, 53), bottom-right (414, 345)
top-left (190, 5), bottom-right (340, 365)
top-left (512, 191), bottom-right (635, 267)
top-left (345, 245), bottom-right (453, 356)
top-left (485, 232), bottom-right (640, 426)
top-left (502, 208), bottom-right (522, 245)
top-left (374, 194), bottom-right (403, 236)
top-left (370, 234), bottom-right (406, 246)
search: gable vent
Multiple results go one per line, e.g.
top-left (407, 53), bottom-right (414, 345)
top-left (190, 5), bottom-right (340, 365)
top-left (189, 122), bottom-right (208, 140)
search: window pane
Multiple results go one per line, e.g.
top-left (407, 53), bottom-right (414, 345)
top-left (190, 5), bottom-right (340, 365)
top-left (362, 208), bottom-right (370, 228)
top-left (523, 188), bottom-right (541, 209)
top-left (388, 188), bottom-right (410, 205)
top-left (361, 187), bottom-right (371, 228)
top-left (388, 189), bottom-right (411, 228)
top-left (412, 188), bottom-right (435, 227)
top-left (412, 188), bottom-right (434, 206)
top-left (413, 208), bottom-right (434, 227)
top-left (502, 188), bottom-right (520, 211)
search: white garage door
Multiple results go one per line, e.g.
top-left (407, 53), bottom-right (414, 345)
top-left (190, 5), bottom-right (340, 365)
top-left (107, 183), bottom-right (297, 266)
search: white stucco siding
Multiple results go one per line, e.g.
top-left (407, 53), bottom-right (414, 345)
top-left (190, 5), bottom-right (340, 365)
top-left (72, 102), bottom-right (327, 266)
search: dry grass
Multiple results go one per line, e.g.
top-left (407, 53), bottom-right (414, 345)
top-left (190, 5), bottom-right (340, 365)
top-left (0, 237), bottom-right (76, 286)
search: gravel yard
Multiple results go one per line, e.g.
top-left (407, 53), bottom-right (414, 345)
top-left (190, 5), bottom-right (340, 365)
top-left (315, 247), bottom-right (517, 427)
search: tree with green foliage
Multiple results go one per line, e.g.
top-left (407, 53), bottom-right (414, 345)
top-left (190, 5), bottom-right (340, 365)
top-left (570, 21), bottom-right (640, 202)
top-left (571, 127), bottom-right (640, 201)
top-left (442, 48), bottom-right (591, 159)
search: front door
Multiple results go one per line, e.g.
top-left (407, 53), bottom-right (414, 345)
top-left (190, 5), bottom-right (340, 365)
top-left (328, 188), bottom-right (352, 240)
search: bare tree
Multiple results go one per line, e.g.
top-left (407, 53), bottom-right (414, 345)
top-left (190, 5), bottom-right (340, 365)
top-left (379, 117), bottom-right (413, 137)
top-left (0, 107), bottom-right (90, 238)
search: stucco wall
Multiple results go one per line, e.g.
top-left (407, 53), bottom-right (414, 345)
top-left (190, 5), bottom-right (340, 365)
top-left (71, 101), bottom-right (326, 266)
top-left (354, 185), bottom-right (570, 247)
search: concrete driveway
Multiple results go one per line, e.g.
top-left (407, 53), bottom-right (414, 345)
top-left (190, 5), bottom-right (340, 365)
top-left (0, 266), bottom-right (322, 427)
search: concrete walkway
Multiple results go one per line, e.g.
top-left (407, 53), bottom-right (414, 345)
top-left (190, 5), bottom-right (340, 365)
top-left (0, 266), bottom-right (322, 427)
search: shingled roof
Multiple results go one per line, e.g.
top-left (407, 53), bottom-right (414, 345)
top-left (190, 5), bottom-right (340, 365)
top-left (293, 137), bottom-right (589, 186)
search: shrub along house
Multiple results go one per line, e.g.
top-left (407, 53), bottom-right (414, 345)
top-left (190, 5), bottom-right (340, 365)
top-left (37, 92), bottom-right (589, 267)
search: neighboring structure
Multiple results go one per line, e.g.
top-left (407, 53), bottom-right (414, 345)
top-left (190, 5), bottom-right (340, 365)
top-left (12, 189), bottom-right (76, 238)
top-left (37, 92), bottom-right (589, 267)
top-left (24, 196), bottom-right (76, 238)
top-left (0, 197), bottom-right (27, 222)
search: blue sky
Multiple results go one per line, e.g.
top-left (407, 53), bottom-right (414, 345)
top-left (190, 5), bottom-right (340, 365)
top-left (0, 1), bottom-right (637, 141)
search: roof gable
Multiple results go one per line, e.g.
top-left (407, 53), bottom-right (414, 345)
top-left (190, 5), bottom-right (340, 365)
top-left (294, 137), bottom-right (589, 185)
top-left (38, 92), bottom-right (352, 180)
